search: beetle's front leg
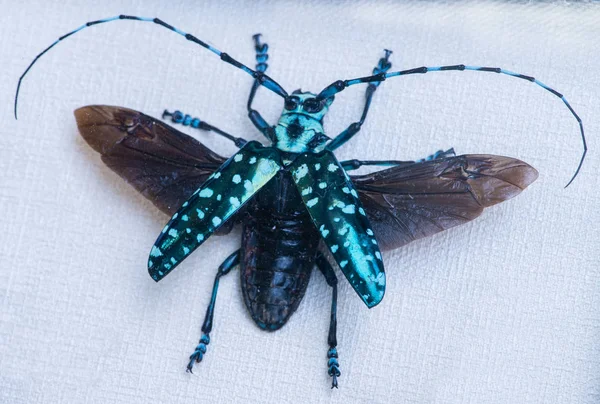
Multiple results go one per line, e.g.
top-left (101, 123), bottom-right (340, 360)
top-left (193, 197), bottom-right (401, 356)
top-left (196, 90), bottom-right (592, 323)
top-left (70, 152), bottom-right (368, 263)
top-left (246, 33), bottom-right (276, 142)
top-left (326, 49), bottom-right (393, 151)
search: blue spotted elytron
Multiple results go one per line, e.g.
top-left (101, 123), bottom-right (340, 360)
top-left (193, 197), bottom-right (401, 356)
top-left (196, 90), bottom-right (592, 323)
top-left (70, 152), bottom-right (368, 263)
top-left (15, 15), bottom-right (586, 389)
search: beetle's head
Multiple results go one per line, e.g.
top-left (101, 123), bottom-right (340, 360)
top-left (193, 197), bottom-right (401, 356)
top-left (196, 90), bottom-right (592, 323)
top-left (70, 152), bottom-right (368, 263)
top-left (281, 90), bottom-right (334, 122)
top-left (274, 90), bottom-right (334, 153)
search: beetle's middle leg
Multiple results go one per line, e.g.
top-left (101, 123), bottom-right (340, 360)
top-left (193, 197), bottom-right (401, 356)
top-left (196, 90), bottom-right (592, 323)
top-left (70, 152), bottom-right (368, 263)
top-left (326, 49), bottom-right (393, 151)
top-left (187, 249), bottom-right (240, 373)
top-left (162, 110), bottom-right (247, 147)
top-left (341, 148), bottom-right (456, 171)
top-left (316, 252), bottom-right (341, 389)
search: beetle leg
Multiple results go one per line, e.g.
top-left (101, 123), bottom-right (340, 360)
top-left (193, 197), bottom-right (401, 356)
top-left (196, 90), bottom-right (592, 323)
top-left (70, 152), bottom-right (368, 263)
top-left (162, 109), bottom-right (247, 147)
top-left (247, 34), bottom-right (276, 142)
top-left (340, 148), bottom-right (456, 171)
top-left (187, 249), bottom-right (240, 373)
top-left (316, 252), bottom-right (341, 389)
top-left (326, 49), bottom-right (393, 151)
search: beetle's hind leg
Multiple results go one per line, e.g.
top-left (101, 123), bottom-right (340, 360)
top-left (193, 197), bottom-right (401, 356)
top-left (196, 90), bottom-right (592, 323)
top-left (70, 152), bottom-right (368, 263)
top-left (316, 252), bottom-right (341, 389)
top-left (187, 250), bottom-right (240, 373)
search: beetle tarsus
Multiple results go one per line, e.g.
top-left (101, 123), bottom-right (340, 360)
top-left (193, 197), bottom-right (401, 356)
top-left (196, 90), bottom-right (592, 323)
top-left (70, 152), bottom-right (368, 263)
top-left (186, 333), bottom-right (210, 373)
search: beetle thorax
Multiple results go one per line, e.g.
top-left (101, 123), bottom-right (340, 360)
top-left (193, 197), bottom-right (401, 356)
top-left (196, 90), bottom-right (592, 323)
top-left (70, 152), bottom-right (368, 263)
top-left (273, 91), bottom-right (332, 153)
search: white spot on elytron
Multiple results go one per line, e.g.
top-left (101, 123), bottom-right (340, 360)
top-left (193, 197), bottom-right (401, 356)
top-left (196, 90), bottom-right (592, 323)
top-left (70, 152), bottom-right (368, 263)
top-left (314, 163), bottom-right (321, 170)
top-left (148, 260), bottom-right (154, 269)
top-left (196, 209), bottom-right (205, 219)
top-left (182, 201), bottom-right (189, 208)
top-left (366, 229), bottom-right (374, 236)
top-left (164, 263), bottom-right (172, 270)
top-left (376, 272), bottom-right (385, 286)
top-left (182, 215), bottom-right (189, 221)
top-left (258, 159), bottom-right (274, 175)
top-left (213, 172), bottom-right (221, 179)
top-left (375, 251), bottom-right (382, 260)
top-left (199, 188), bottom-right (214, 198)
top-left (338, 226), bottom-right (348, 236)
top-left (150, 246), bottom-right (162, 257)
top-left (249, 156), bottom-right (257, 164)
top-left (340, 260), bottom-right (348, 268)
top-left (212, 217), bottom-right (222, 226)
top-left (172, 213), bottom-right (178, 220)
top-left (365, 255), bottom-right (373, 261)
top-left (183, 246), bottom-right (190, 255)
top-left (318, 182), bottom-right (327, 189)
top-left (350, 189), bottom-right (358, 197)
top-left (372, 239), bottom-right (377, 245)
top-left (162, 225), bottom-right (169, 233)
top-left (344, 241), bottom-right (350, 247)
top-left (328, 163), bottom-right (339, 172)
top-left (359, 207), bottom-right (366, 216)
top-left (230, 196), bottom-right (241, 208)
top-left (301, 187), bottom-right (312, 196)
top-left (168, 229), bottom-right (178, 238)
top-left (244, 180), bottom-right (254, 192)
top-left (335, 201), bottom-right (346, 209)
top-left (217, 194), bottom-right (222, 201)
top-left (234, 154), bottom-right (243, 162)
top-left (186, 228), bottom-right (191, 234)
top-left (170, 257), bottom-right (177, 265)
top-left (232, 174), bottom-right (241, 184)
top-left (293, 164), bottom-right (309, 181)
top-left (197, 234), bottom-right (204, 242)
top-left (342, 204), bottom-right (356, 214)
top-left (306, 197), bottom-right (319, 208)
top-left (331, 245), bottom-right (339, 253)
top-left (319, 225), bottom-right (329, 238)
top-left (342, 187), bottom-right (350, 194)
top-left (333, 217), bottom-right (341, 222)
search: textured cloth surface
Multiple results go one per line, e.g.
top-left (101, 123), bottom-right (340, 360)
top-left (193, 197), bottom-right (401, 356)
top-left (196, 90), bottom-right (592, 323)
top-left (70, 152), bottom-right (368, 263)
top-left (1, 1), bottom-right (599, 403)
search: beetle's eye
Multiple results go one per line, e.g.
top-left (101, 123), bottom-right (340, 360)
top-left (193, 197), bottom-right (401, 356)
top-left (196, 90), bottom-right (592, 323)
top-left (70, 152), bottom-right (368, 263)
top-left (303, 98), bottom-right (323, 113)
top-left (284, 97), bottom-right (298, 110)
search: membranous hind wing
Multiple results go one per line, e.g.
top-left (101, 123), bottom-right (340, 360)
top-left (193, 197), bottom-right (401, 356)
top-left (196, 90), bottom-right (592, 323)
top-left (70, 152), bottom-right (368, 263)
top-left (75, 105), bottom-right (227, 216)
top-left (350, 155), bottom-right (538, 251)
top-left (148, 141), bottom-right (283, 281)
top-left (290, 151), bottom-right (385, 308)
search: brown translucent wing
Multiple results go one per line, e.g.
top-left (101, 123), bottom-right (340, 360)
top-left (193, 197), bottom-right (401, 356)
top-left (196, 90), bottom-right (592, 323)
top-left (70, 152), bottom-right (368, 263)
top-left (350, 155), bottom-right (538, 251)
top-left (75, 105), bottom-right (229, 218)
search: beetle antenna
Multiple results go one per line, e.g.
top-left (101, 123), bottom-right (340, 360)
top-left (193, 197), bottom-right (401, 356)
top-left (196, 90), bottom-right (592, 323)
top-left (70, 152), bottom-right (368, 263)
top-left (317, 65), bottom-right (586, 187)
top-left (15, 15), bottom-right (288, 119)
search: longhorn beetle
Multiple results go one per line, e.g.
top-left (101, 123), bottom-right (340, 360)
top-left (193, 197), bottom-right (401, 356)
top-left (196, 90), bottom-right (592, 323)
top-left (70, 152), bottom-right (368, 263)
top-left (15, 15), bottom-right (586, 389)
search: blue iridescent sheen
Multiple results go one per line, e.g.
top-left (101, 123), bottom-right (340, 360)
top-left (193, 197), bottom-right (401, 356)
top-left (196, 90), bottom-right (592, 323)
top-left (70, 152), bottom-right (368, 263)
top-left (148, 141), bottom-right (282, 281)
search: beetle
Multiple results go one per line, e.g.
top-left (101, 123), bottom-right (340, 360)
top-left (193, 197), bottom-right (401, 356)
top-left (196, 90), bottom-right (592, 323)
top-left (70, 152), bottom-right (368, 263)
top-left (15, 15), bottom-right (586, 388)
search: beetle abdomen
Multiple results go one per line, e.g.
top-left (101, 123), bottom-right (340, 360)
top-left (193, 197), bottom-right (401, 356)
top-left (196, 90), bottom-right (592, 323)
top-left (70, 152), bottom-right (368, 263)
top-left (241, 171), bottom-right (320, 331)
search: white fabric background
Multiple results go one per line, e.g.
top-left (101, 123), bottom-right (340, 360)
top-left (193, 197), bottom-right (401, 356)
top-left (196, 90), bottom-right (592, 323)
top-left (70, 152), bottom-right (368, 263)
top-left (1, 1), bottom-right (599, 403)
